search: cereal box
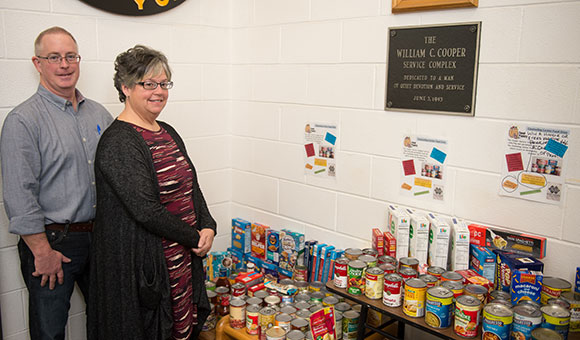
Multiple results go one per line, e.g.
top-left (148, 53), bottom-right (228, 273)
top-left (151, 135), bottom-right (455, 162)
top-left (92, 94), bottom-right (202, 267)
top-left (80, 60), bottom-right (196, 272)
top-left (494, 250), bottom-right (544, 293)
top-left (383, 231), bottom-right (396, 258)
top-left (511, 269), bottom-right (543, 304)
top-left (372, 228), bottom-right (384, 256)
top-left (231, 217), bottom-right (252, 254)
top-left (470, 244), bottom-right (496, 284)
top-left (444, 217), bottom-right (470, 271)
top-left (279, 229), bottom-right (305, 272)
top-left (266, 229), bottom-right (280, 266)
top-left (427, 213), bottom-right (450, 269)
top-left (388, 205), bottom-right (409, 259)
top-left (318, 245), bottom-right (334, 283)
top-left (468, 223), bottom-right (546, 259)
top-left (311, 243), bottom-right (326, 281)
top-left (406, 209), bottom-right (429, 271)
top-left (251, 222), bottom-right (269, 260)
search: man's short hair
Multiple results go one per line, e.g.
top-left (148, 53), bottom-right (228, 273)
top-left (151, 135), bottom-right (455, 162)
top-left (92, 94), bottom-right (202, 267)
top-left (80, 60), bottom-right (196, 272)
top-left (34, 26), bottom-right (77, 55)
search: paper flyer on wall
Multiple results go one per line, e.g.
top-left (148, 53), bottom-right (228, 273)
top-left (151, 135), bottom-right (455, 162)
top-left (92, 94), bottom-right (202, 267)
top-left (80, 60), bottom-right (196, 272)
top-left (304, 122), bottom-right (337, 179)
top-left (400, 135), bottom-right (448, 201)
top-left (499, 124), bottom-right (569, 205)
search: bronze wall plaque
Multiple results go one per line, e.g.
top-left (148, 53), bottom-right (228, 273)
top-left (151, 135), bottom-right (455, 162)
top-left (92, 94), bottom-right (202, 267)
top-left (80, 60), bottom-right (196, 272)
top-left (385, 22), bottom-right (481, 116)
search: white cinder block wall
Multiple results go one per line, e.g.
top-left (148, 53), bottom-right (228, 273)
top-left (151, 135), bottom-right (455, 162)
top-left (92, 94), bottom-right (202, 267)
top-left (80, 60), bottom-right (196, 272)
top-left (1, 0), bottom-right (579, 339)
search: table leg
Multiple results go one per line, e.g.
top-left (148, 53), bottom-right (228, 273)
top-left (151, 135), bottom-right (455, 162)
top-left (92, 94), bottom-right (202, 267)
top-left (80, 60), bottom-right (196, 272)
top-left (357, 304), bottom-right (368, 340)
top-left (397, 319), bottom-right (405, 340)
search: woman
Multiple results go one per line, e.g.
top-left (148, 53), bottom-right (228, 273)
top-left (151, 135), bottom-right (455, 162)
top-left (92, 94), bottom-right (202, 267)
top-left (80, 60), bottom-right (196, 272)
top-left (88, 45), bottom-right (216, 340)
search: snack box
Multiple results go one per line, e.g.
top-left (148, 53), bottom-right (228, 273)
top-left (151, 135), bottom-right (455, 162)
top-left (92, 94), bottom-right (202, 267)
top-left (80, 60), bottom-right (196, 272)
top-left (383, 231), bottom-right (397, 258)
top-left (388, 205), bottom-right (409, 259)
top-left (511, 269), bottom-right (543, 304)
top-left (318, 245), bottom-right (335, 283)
top-left (231, 217), bottom-right (252, 254)
top-left (266, 229), bottom-right (280, 266)
top-left (469, 244), bottom-right (496, 284)
top-left (468, 223), bottom-right (546, 259)
top-left (372, 228), bottom-right (384, 256)
top-left (311, 243), bottom-right (326, 282)
top-left (208, 251), bottom-right (233, 281)
top-left (445, 217), bottom-right (470, 271)
top-left (261, 260), bottom-right (279, 282)
top-left (227, 247), bottom-right (246, 272)
top-left (279, 229), bottom-right (305, 271)
top-left (456, 269), bottom-right (493, 293)
top-left (427, 213), bottom-right (450, 270)
top-left (278, 267), bottom-right (293, 280)
top-left (406, 209), bottom-right (429, 271)
top-left (251, 222), bottom-right (270, 260)
top-left (494, 249), bottom-right (544, 293)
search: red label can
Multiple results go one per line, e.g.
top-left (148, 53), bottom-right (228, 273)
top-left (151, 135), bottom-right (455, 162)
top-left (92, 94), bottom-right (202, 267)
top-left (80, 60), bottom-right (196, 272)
top-left (334, 257), bottom-right (349, 288)
top-left (232, 282), bottom-right (246, 298)
top-left (383, 273), bottom-right (403, 307)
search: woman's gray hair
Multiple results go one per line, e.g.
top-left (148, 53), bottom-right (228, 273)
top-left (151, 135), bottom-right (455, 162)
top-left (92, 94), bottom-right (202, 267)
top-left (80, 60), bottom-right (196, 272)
top-left (113, 45), bottom-right (172, 103)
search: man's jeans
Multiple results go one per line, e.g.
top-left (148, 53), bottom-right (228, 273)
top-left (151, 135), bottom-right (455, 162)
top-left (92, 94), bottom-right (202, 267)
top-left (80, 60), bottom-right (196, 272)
top-left (18, 230), bottom-right (91, 340)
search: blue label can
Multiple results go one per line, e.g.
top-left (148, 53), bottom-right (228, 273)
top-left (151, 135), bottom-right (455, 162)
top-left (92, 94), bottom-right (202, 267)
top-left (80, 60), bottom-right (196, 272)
top-left (482, 303), bottom-right (513, 340)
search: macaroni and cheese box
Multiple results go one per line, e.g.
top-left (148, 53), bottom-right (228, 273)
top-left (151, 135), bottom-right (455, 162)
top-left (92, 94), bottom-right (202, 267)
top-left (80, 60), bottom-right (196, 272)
top-left (406, 209), bottom-right (429, 272)
top-left (372, 228), bottom-right (384, 256)
top-left (266, 229), bottom-right (280, 265)
top-left (445, 217), bottom-right (470, 271)
top-left (388, 205), bottom-right (409, 259)
top-left (279, 229), bottom-right (305, 272)
top-left (511, 269), bottom-right (543, 304)
top-left (468, 223), bottom-right (546, 259)
top-left (232, 217), bottom-right (252, 254)
top-left (383, 232), bottom-right (397, 258)
top-left (494, 250), bottom-right (544, 293)
top-left (251, 222), bottom-right (270, 260)
top-left (427, 213), bottom-right (450, 269)
top-left (470, 244), bottom-right (496, 283)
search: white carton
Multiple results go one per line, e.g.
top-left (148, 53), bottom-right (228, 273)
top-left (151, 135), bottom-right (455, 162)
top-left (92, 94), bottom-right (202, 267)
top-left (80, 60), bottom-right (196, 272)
top-left (445, 217), bottom-right (470, 271)
top-left (406, 209), bottom-right (429, 270)
top-left (388, 205), bottom-right (409, 260)
top-left (427, 213), bottom-right (450, 270)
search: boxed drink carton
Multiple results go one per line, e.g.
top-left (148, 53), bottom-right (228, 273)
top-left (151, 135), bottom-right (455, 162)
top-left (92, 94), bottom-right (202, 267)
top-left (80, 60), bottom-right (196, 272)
top-left (468, 223), bottom-right (546, 259)
top-left (251, 222), bottom-right (270, 260)
top-left (232, 217), bottom-right (252, 254)
top-left (494, 249), bottom-right (544, 293)
top-left (383, 232), bottom-right (397, 258)
top-left (445, 217), bottom-right (470, 271)
top-left (372, 228), bottom-right (384, 256)
top-left (266, 229), bottom-right (280, 266)
top-left (511, 269), bottom-right (543, 304)
top-left (470, 244), bottom-right (496, 284)
top-left (406, 209), bottom-right (429, 271)
top-left (388, 205), bottom-right (409, 259)
top-left (427, 213), bottom-right (450, 269)
top-left (318, 245), bottom-right (335, 283)
top-left (279, 229), bottom-right (305, 272)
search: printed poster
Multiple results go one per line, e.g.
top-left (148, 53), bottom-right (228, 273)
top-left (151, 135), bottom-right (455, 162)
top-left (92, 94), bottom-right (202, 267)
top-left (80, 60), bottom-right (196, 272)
top-left (500, 124), bottom-right (569, 205)
top-left (400, 135), bottom-right (448, 201)
top-left (304, 122), bottom-right (337, 179)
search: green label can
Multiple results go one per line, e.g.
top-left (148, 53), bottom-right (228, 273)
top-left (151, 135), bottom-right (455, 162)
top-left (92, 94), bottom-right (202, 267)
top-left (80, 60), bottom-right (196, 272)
top-left (347, 260), bottom-right (366, 295)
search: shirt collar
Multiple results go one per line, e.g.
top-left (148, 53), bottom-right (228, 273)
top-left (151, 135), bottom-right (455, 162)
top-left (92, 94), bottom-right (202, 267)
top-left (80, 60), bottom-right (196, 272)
top-left (37, 84), bottom-right (86, 112)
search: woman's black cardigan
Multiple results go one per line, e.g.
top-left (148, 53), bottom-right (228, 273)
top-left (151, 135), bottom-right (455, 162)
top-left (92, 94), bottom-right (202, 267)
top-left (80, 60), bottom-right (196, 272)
top-left (88, 119), bottom-right (216, 340)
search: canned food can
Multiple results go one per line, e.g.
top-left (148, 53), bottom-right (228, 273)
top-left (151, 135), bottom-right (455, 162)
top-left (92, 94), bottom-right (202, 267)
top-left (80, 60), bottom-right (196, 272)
top-left (427, 266), bottom-right (446, 280)
top-left (202, 303), bottom-right (216, 331)
top-left (246, 296), bottom-right (263, 307)
top-left (358, 254), bottom-right (377, 268)
top-left (362, 248), bottom-right (378, 258)
top-left (281, 293), bottom-right (293, 304)
top-left (399, 257), bottom-right (420, 272)
top-left (335, 302), bottom-right (351, 313)
top-left (290, 317), bottom-right (309, 332)
top-left (365, 267), bottom-right (385, 300)
top-left (482, 302), bottom-right (513, 340)
top-left (403, 278), bottom-right (427, 318)
top-left (464, 283), bottom-right (488, 305)
top-left (275, 313), bottom-right (293, 332)
top-left (322, 295), bottom-right (339, 307)
top-left (378, 255), bottom-right (397, 266)
top-left (265, 295), bottom-right (281, 307)
top-left (519, 299), bottom-right (542, 310)
top-left (286, 329), bottom-right (306, 340)
top-left (206, 280), bottom-right (217, 291)
top-left (266, 326), bottom-right (287, 340)
top-left (255, 290), bottom-right (269, 300)
top-left (281, 305), bottom-right (297, 317)
top-left (454, 294), bottom-right (481, 338)
top-left (541, 277), bottom-right (572, 305)
top-left (490, 290), bottom-right (511, 303)
top-left (540, 304), bottom-right (570, 340)
top-left (309, 281), bottom-right (325, 293)
top-left (399, 267), bottom-right (418, 281)
top-left (379, 263), bottom-right (397, 275)
top-left (295, 280), bottom-right (309, 294)
top-left (334, 257), bottom-right (349, 288)
top-left (512, 303), bottom-right (542, 340)
top-left (207, 289), bottom-right (218, 305)
top-left (230, 298), bottom-right (246, 329)
top-left (280, 279), bottom-right (295, 286)
top-left (310, 291), bottom-right (325, 304)
top-left (294, 300), bottom-right (311, 310)
top-left (293, 265), bottom-right (308, 282)
top-left (259, 306), bottom-right (277, 338)
top-left (419, 274), bottom-right (438, 288)
top-left (345, 248), bottom-right (362, 261)
top-left (441, 271), bottom-right (463, 283)
top-left (309, 304), bottom-right (322, 313)
top-left (441, 280), bottom-right (464, 300)
top-left (548, 298), bottom-right (571, 311)
top-left (296, 309), bottom-right (311, 319)
top-left (425, 286), bottom-right (454, 329)
top-left (246, 304), bottom-right (261, 335)
top-left (383, 273), bottom-right (403, 307)
top-left (561, 291), bottom-right (580, 333)
top-left (295, 292), bottom-right (311, 303)
top-left (215, 285), bottom-right (230, 298)
top-left (342, 310), bottom-right (360, 340)
top-left (347, 260), bottom-right (366, 295)
top-left (232, 282), bottom-right (246, 298)
top-left (531, 328), bottom-right (564, 340)
top-left (335, 312), bottom-right (343, 340)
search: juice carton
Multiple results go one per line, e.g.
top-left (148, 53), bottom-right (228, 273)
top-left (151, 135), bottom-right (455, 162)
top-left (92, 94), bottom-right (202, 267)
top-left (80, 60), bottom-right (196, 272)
top-left (406, 209), bottom-right (429, 271)
top-left (251, 222), bottom-right (270, 260)
top-left (444, 217), bottom-right (470, 271)
top-left (469, 244), bottom-right (496, 284)
top-left (427, 213), bottom-right (450, 269)
top-left (266, 229), bottom-right (280, 266)
top-left (231, 217), bottom-right (252, 254)
top-left (372, 228), bottom-right (384, 256)
top-left (388, 205), bottom-right (409, 259)
top-left (494, 250), bottom-right (544, 293)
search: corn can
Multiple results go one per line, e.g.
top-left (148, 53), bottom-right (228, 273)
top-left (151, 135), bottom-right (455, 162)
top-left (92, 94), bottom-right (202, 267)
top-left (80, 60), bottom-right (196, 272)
top-left (403, 278), bottom-right (427, 318)
top-left (259, 306), bottom-right (277, 340)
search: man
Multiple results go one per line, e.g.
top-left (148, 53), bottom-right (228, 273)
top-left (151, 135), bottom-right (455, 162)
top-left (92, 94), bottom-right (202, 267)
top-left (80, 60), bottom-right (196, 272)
top-left (0, 27), bottom-right (113, 340)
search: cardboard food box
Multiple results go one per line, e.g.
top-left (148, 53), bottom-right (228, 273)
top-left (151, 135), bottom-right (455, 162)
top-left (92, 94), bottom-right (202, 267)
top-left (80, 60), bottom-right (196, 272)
top-left (469, 244), bottom-right (496, 284)
top-left (456, 269), bottom-right (493, 293)
top-left (372, 228), bottom-right (384, 256)
top-left (318, 245), bottom-right (335, 283)
top-left (251, 222), bottom-right (270, 260)
top-left (494, 249), bottom-right (544, 293)
top-left (325, 249), bottom-right (344, 283)
top-left (445, 217), bottom-right (470, 271)
top-left (311, 243), bottom-right (326, 282)
top-left (304, 240), bottom-right (318, 282)
top-left (208, 251), bottom-right (233, 281)
top-left (231, 217), bottom-right (252, 254)
top-left (406, 209), bottom-right (429, 270)
top-left (266, 229), bottom-right (280, 265)
top-left (388, 205), bottom-right (409, 259)
top-left (468, 223), bottom-right (547, 259)
top-left (279, 229), bottom-right (305, 272)
top-left (511, 269), bottom-right (543, 304)
top-left (228, 247), bottom-right (247, 272)
top-left (427, 213), bottom-right (450, 270)
top-left (383, 232), bottom-right (397, 258)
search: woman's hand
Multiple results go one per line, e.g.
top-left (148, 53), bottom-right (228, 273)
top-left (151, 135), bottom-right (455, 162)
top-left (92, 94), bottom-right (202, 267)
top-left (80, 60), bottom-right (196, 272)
top-left (193, 228), bottom-right (215, 257)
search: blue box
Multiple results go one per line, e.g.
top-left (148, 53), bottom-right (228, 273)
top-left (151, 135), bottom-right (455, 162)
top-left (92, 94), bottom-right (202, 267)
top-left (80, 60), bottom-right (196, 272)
top-left (266, 229), bottom-right (280, 266)
top-left (318, 245), bottom-right (335, 283)
top-left (311, 243), bottom-right (326, 282)
top-left (231, 218), bottom-right (252, 254)
top-left (470, 244), bottom-right (496, 284)
top-left (511, 269), bottom-right (543, 304)
top-left (228, 247), bottom-right (246, 272)
top-left (494, 250), bottom-right (544, 293)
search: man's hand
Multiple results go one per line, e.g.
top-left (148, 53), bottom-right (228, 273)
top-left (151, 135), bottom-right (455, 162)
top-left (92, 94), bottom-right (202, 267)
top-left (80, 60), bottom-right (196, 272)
top-left (22, 233), bottom-right (71, 290)
top-left (192, 228), bottom-right (215, 257)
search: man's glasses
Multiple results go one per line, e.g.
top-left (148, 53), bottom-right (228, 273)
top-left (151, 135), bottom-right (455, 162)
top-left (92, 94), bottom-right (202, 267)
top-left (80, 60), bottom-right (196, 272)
top-left (36, 54), bottom-right (81, 64)
top-left (136, 81), bottom-right (174, 90)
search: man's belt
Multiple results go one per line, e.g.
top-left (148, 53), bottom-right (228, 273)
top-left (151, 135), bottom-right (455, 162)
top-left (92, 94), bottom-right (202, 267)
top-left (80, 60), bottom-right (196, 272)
top-left (45, 221), bottom-right (94, 232)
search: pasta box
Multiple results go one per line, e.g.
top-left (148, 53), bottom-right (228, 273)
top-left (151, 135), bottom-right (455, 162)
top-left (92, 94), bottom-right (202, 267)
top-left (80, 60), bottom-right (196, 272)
top-left (266, 229), bottom-right (280, 265)
top-left (511, 269), bottom-right (543, 304)
top-left (231, 217), bottom-right (252, 254)
top-left (494, 249), bottom-right (544, 293)
top-left (468, 223), bottom-right (546, 259)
